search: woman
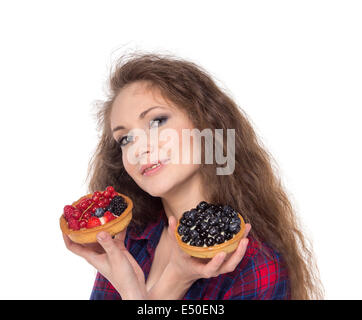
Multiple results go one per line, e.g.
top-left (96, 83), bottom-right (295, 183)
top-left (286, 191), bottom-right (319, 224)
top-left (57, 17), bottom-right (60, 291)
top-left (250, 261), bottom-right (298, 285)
top-left (62, 52), bottom-right (323, 299)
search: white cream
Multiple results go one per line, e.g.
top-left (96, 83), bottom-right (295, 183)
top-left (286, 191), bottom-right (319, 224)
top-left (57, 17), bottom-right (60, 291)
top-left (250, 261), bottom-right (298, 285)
top-left (99, 217), bottom-right (106, 225)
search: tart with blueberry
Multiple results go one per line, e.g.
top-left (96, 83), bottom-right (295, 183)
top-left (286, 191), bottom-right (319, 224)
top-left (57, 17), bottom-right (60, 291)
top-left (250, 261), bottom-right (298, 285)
top-left (60, 186), bottom-right (133, 244)
top-left (175, 201), bottom-right (246, 258)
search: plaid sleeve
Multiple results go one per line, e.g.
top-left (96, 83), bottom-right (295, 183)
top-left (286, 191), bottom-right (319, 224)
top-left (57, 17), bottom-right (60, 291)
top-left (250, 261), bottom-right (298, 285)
top-left (89, 271), bottom-right (122, 300)
top-left (223, 240), bottom-right (291, 300)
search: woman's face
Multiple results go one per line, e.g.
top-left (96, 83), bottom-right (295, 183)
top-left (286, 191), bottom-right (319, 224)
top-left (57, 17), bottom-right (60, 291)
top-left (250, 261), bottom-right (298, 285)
top-left (110, 81), bottom-right (201, 197)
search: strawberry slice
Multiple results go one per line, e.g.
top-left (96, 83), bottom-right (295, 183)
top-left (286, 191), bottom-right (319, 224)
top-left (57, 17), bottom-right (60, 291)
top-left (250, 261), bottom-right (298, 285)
top-left (104, 211), bottom-right (116, 223)
top-left (86, 217), bottom-right (101, 229)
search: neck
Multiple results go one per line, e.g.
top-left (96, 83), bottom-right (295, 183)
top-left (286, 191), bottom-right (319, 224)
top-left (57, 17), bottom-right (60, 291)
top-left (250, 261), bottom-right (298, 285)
top-left (161, 171), bottom-right (208, 221)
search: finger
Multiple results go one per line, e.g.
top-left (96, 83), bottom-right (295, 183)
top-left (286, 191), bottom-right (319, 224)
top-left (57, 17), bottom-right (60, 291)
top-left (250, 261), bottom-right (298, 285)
top-left (218, 237), bottom-right (249, 274)
top-left (96, 231), bottom-right (122, 262)
top-left (82, 242), bottom-right (105, 254)
top-left (123, 250), bottom-right (145, 283)
top-left (167, 215), bottom-right (177, 237)
top-left (168, 215), bottom-right (191, 259)
top-left (113, 229), bottom-right (127, 249)
top-left (62, 233), bottom-right (99, 262)
top-left (242, 223), bottom-right (252, 238)
top-left (195, 251), bottom-right (227, 278)
top-left (222, 223), bottom-right (251, 262)
top-left (110, 231), bottom-right (144, 282)
top-left (167, 216), bottom-right (180, 247)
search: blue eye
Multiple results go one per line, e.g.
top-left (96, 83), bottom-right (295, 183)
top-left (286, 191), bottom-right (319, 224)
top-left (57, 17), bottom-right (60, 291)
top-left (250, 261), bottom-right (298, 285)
top-left (117, 115), bottom-right (169, 147)
top-left (118, 134), bottom-right (134, 147)
top-left (150, 116), bottom-right (168, 129)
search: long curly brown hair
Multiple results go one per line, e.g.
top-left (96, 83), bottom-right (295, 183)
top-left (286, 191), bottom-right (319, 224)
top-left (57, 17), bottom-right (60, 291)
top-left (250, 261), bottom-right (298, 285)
top-left (87, 51), bottom-right (324, 299)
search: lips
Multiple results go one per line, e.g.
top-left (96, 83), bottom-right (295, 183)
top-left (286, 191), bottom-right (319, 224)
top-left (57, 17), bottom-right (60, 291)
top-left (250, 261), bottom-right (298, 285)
top-left (140, 159), bottom-right (169, 175)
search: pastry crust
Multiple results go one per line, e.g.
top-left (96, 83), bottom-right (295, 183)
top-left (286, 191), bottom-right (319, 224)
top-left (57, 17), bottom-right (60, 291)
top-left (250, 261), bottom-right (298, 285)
top-left (60, 192), bottom-right (133, 244)
top-left (175, 213), bottom-right (246, 258)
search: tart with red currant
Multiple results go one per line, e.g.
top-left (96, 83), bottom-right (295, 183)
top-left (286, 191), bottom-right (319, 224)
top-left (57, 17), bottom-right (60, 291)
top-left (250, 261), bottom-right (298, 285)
top-left (175, 201), bottom-right (246, 258)
top-left (60, 186), bottom-right (133, 244)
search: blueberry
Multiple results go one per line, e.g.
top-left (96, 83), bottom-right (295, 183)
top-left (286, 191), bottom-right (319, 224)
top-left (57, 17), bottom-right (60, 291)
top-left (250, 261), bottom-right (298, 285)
top-left (205, 237), bottom-right (215, 247)
top-left (185, 219), bottom-right (194, 227)
top-left (204, 207), bottom-right (216, 215)
top-left (177, 225), bottom-right (183, 235)
top-left (229, 210), bottom-right (238, 218)
top-left (221, 216), bottom-right (230, 224)
top-left (194, 237), bottom-right (204, 247)
top-left (94, 208), bottom-right (105, 218)
top-left (215, 234), bottom-right (225, 244)
top-left (198, 211), bottom-right (209, 219)
top-left (230, 217), bottom-right (241, 225)
top-left (177, 225), bottom-right (188, 236)
top-left (196, 201), bottom-right (209, 211)
top-left (222, 205), bottom-right (234, 215)
top-left (199, 231), bottom-right (208, 239)
top-left (182, 234), bottom-right (191, 243)
top-left (200, 221), bottom-right (209, 231)
top-left (209, 226), bottom-right (220, 236)
top-left (209, 216), bottom-right (219, 226)
top-left (183, 210), bottom-right (191, 219)
top-left (188, 209), bottom-right (197, 220)
top-left (180, 216), bottom-right (188, 225)
top-left (229, 222), bottom-right (241, 234)
top-left (189, 229), bottom-right (199, 239)
top-left (204, 212), bottom-right (213, 220)
top-left (224, 231), bottom-right (234, 240)
top-left (194, 218), bottom-right (203, 226)
top-left (219, 222), bottom-right (228, 231)
top-left (214, 209), bottom-right (223, 217)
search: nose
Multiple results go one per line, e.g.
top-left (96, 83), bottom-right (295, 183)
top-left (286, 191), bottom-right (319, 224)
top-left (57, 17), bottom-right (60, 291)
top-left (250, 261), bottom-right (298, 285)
top-left (136, 139), bottom-right (154, 161)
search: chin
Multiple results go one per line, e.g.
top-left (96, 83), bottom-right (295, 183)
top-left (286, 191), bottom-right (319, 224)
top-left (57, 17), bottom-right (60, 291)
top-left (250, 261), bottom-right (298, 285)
top-left (143, 183), bottom-right (174, 198)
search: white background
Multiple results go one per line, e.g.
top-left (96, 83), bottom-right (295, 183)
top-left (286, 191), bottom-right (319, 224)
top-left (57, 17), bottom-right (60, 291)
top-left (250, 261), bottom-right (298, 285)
top-left (0, 0), bottom-right (361, 299)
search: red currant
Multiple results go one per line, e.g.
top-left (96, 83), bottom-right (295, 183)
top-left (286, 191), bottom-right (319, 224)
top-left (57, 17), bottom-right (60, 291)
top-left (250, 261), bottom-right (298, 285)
top-left (79, 199), bottom-right (89, 210)
top-left (106, 186), bottom-right (115, 193)
top-left (91, 205), bottom-right (99, 213)
top-left (103, 190), bottom-right (111, 199)
top-left (82, 212), bottom-right (91, 220)
top-left (93, 191), bottom-right (101, 198)
top-left (98, 200), bottom-right (106, 208)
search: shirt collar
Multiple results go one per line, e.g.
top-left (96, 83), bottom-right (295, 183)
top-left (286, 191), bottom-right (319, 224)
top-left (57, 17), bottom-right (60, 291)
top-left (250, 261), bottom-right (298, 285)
top-left (128, 207), bottom-right (168, 246)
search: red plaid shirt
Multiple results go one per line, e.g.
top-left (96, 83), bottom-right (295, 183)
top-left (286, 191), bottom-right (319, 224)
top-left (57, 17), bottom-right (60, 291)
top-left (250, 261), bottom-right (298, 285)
top-left (90, 208), bottom-right (291, 300)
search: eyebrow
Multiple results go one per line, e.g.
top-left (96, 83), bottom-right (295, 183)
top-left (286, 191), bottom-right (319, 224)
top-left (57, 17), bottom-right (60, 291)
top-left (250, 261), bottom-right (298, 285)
top-left (112, 106), bottom-right (167, 133)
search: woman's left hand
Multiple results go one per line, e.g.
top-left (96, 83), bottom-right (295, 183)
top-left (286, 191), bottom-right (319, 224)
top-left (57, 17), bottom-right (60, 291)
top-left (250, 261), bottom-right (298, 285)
top-left (146, 216), bottom-right (251, 299)
top-left (167, 216), bottom-right (252, 284)
top-left (62, 230), bottom-right (146, 299)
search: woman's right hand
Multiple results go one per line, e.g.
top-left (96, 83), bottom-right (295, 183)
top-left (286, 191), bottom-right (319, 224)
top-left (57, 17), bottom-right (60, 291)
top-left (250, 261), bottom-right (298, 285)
top-left (62, 230), bottom-right (147, 299)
